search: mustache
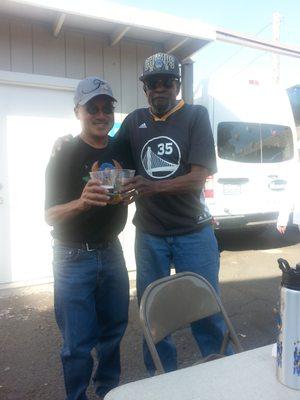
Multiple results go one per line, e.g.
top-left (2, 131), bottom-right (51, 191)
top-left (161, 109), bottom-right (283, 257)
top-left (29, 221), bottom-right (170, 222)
top-left (152, 95), bottom-right (169, 100)
top-left (93, 119), bottom-right (109, 123)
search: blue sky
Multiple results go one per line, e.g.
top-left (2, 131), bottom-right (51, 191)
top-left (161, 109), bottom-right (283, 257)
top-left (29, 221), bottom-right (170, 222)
top-left (115, 0), bottom-right (300, 88)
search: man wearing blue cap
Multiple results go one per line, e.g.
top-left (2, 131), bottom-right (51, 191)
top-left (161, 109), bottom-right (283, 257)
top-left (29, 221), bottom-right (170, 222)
top-left (115, 52), bottom-right (228, 374)
top-left (45, 77), bottom-right (133, 400)
top-left (51, 53), bottom-right (229, 377)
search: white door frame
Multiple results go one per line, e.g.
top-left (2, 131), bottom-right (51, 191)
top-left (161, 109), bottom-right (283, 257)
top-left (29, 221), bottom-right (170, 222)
top-left (0, 115), bottom-right (11, 282)
top-left (0, 71), bottom-right (78, 283)
top-left (0, 70), bottom-right (135, 283)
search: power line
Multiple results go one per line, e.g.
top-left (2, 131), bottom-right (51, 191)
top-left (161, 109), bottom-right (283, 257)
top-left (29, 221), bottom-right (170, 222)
top-left (194, 20), bottom-right (278, 95)
top-left (231, 52), bottom-right (268, 79)
top-left (211, 22), bottom-right (272, 74)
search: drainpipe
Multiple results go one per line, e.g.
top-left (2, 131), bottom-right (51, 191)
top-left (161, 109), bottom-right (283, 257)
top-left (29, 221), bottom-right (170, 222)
top-left (181, 58), bottom-right (194, 104)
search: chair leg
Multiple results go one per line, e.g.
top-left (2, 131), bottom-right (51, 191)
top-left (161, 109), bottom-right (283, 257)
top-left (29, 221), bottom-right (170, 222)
top-left (219, 330), bottom-right (230, 355)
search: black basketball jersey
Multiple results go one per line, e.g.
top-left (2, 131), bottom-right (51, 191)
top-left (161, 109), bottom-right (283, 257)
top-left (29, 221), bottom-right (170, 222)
top-left (114, 102), bottom-right (217, 236)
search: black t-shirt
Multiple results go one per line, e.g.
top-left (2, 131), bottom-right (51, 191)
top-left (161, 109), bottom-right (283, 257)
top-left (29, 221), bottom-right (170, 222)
top-left (114, 102), bottom-right (217, 236)
top-left (45, 136), bottom-right (133, 242)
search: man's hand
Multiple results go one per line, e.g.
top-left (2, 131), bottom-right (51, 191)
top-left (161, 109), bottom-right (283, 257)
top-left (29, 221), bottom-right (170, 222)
top-left (79, 179), bottom-right (110, 209)
top-left (45, 180), bottom-right (110, 226)
top-left (120, 176), bottom-right (157, 198)
top-left (121, 189), bottom-right (139, 205)
top-left (120, 165), bottom-right (209, 198)
top-left (277, 225), bottom-right (287, 235)
top-left (51, 134), bottom-right (73, 157)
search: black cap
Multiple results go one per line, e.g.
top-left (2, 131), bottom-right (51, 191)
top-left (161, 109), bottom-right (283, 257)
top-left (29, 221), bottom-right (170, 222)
top-left (278, 258), bottom-right (300, 291)
top-left (139, 53), bottom-right (180, 82)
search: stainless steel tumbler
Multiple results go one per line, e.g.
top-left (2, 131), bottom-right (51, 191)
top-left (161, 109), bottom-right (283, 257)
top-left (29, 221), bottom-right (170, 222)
top-left (276, 258), bottom-right (300, 390)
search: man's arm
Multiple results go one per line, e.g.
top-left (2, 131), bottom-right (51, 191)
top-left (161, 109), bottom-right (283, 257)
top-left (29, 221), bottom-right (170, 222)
top-left (154, 164), bottom-right (209, 193)
top-left (45, 179), bottom-right (110, 226)
top-left (45, 199), bottom-right (85, 226)
top-left (51, 134), bottom-right (73, 157)
top-left (121, 165), bottom-right (208, 197)
top-left (45, 145), bottom-right (110, 226)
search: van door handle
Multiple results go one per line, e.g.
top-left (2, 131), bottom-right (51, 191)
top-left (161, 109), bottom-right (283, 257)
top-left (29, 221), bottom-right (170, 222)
top-left (218, 178), bottom-right (249, 184)
top-left (268, 179), bottom-right (287, 190)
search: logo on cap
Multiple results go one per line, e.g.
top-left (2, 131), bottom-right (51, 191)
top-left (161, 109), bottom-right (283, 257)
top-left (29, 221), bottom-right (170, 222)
top-left (82, 79), bottom-right (108, 94)
top-left (74, 76), bottom-right (116, 106)
top-left (145, 53), bottom-right (176, 74)
top-left (140, 53), bottom-right (180, 81)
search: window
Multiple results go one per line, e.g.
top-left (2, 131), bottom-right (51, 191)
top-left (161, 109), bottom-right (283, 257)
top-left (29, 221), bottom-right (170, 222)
top-left (287, 86), bottom-right (300, 126)
top-left (217, 122), bottom-right (294, 163)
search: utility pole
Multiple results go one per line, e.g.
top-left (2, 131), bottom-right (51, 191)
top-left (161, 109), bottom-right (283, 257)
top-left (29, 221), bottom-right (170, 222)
top-left (272, 12), bottom-right (281, 84)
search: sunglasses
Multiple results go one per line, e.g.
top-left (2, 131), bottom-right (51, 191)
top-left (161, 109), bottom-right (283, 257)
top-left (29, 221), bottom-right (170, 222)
top-left (144, 77), bottom-right (179, 90)
top-left (85, 102), bottom-right (115, 115)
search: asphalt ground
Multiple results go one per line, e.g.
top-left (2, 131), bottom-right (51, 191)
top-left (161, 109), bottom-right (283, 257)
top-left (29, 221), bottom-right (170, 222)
top-left (1, 225), bottom-right (300, 400)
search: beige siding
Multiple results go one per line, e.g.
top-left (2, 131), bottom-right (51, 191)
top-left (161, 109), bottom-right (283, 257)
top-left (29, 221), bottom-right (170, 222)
top-left (0, 16), bottom-right (163, 111)
top-left (137, 43), bottom-right (156, 108)
top-left (103, 42), bottom-right (122, 112)
top-left (10, 20), bottom-right (33, 73)
top-left (33, 24), bottom-right (66, 76)
top-left (85, 35), bottom-right (104, 77)
top-left (0, 19), bottom-right (10, 70)
top-left (121, 41), bottom-right (138, 114)
top-left (65, 31), bottom-right (85, 79)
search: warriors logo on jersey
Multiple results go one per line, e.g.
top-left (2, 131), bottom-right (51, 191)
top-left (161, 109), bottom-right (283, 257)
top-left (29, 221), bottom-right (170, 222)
top-left (140, 136), bottom-right (181, 179)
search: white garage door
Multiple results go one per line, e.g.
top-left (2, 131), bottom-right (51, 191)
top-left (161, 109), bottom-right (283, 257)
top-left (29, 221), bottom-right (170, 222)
top-left (0, 82), bottom-right (136, 283)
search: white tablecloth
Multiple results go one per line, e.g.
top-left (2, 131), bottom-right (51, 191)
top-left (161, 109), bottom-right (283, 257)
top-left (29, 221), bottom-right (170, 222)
top-left (105, 345), bottom-right (300, 400)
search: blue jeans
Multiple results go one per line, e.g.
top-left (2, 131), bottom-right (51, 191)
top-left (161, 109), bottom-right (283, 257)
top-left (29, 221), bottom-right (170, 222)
top-left (53, 239), bottom-right (129, 400)
top-left (135, 225), bottom-right (229, 374)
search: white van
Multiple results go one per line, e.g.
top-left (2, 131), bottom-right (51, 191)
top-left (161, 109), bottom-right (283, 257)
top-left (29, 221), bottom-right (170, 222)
top-left (195, 78), bottom-right (298, 231)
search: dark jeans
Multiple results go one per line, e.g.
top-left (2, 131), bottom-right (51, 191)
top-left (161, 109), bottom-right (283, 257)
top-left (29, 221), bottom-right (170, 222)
top-left (135, 225), bottom-right (230, 374)
top-left (53, 239), bottom-right (129, 400)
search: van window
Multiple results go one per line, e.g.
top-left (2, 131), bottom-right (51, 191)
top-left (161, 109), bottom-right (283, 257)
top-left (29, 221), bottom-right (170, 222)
top-left (217, 122), bottom-right (294, 163)
top-left (287, 85), bottom-right (300, 125)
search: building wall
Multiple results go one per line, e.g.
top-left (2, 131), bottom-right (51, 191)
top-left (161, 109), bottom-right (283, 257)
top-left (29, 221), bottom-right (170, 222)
top-left (0, 14), bottom-right (163, 284)
top-left (0, 15), bottom-right (163, 113)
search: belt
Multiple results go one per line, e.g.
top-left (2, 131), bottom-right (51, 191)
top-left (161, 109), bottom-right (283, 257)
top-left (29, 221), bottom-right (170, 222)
top-left (54, 239), bottom-right (113, 251)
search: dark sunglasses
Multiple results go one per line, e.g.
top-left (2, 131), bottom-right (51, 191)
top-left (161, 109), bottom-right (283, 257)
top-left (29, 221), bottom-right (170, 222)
top-left (85, 102), bottom-right (115, 115)
top-left (144, 76), bottom-right (179, 90)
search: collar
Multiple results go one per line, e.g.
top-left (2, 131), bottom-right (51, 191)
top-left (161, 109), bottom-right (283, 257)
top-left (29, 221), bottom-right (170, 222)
top-left (150, 99), bottom-right (185, 121)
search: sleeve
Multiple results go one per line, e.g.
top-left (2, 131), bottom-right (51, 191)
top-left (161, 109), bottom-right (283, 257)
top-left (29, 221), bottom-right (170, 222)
top-left (44, 152), bottom-right (67, 210)
top-left (113, 115), bottom-right (131, 147)
top-left (188, 106), bottom-right (217, 174)
top-left (113, 115), bottom-right (135, 170)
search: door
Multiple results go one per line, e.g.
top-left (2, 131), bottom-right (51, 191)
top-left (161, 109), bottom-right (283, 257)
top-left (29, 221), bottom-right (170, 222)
top-left (214, 121), bottom-right (294, 216)
top-left (0, 83), bottom-right (78, 282)
top-left (0, 82), bottom-right (136, 283)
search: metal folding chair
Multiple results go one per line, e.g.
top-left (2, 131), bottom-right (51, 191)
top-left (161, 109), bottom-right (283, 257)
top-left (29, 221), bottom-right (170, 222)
top-left (140, 271), bottom-right (243, 374)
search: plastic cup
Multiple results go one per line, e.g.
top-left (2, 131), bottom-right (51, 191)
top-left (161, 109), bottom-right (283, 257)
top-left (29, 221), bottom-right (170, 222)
top-left (115, 169), bottom-right (136, 189)
top-left (89, 169), bottom-right (134, 204)
top-left (89, 169), bottom-right (117, 194)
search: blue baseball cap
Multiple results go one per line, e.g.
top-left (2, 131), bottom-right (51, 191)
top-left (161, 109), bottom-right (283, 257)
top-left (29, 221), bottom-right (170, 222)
top-left (74, 76), bottom-right (116, 106)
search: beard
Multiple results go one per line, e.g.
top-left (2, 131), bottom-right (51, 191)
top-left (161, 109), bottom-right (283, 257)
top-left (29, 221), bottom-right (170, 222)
top-left (150, 97), bottom-right (173, 117)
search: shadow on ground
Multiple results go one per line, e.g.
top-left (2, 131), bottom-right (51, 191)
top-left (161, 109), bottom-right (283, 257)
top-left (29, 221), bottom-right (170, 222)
top-left (0, 274), bottom-right (280, 400)
top-left (216, 225), bottom-right (300, 252)
top-left (2, 224), bottom-right (298, 399)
